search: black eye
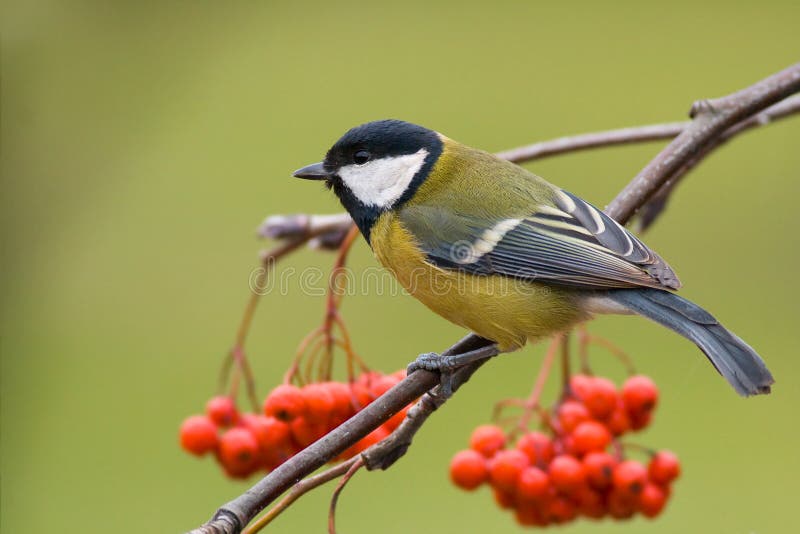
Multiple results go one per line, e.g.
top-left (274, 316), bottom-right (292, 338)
top-left (353, 150), bottom-right (371, 165)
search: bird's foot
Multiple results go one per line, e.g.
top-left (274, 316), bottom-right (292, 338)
top-left (407, 345), bottom-right (499, 398)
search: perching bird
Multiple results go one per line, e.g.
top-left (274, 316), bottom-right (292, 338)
top-left (293, 119), bottom-right (773, 396)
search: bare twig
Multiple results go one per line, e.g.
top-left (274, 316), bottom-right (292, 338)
top-left (188, 65), bottom-right (800, 534)
top-left (257, 213), bottom-right (354, 241)
top-left (495, 122), bottom-right (687, 163)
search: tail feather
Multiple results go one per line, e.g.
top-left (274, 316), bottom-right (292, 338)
top-left (606, 288), bottom-right (774, 396)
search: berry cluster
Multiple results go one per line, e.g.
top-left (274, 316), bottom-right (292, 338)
top-left (179, 370), bottom-right (408, 478)
top-left (449, 374), bottom-right (680, 526)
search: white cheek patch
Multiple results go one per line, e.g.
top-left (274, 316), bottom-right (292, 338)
top-left (338, 148), bottom-right (429, 208)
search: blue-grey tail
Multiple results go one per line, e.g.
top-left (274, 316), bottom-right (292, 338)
top-left (606, 288), bottom-right (774, 396)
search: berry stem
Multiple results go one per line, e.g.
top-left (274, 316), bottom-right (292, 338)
top-left (219, 238), bottom-right (310, 409)
top-left (510, 333), bottom-right (562, 440)
top-left (577, 324), bottom-right (592, 375)
top-left (231, 346), bottom-right (260, 414)
top-left (577, 327), bottom-right (637, 375)
top-left (328, 456), bottom-right (365, 534)
top-left (619, 441), bottom-right (657, 457)
top-left (287, 224), bottom-right (362, 385)
top-left (285, 326), bottom-right (323, 385)
top-left (242, 457), bottom-right (361, 534)
top-left (560, 332), bottom-right (572, 398)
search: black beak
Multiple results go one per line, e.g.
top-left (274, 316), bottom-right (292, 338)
top-left (293, 162), bottom-right (330, 180)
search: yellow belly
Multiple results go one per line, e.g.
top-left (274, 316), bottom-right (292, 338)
top-left (371, 213), bottom-right (584, 351)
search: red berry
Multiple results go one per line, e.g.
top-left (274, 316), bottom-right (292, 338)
top-left (515, 503), bottom-right (547, 526)
top-left (613, 460), bottom-right (648, 496)
top-left (301, 383), bottom-right (335, 427)
top-left (339, 425), bottom-right (390, 460)
top-left (649, 450), bottom-right (681, 485)
top-left (263, 384), bottom-right (307, 422)
top-left (583, 377), bottom-right (618, 419)
top-left (516, 466), bottom-right (550, 501)
top-left (583, 451), bottom-right (617, 490)
top-left (548, 455), bottom-right (586, 494)
top-left (560, 434), bottom-right (579, 456)
top-left (557, 400), bottom-right (591, 434)
top-left (469, 425), bottom-right (507, 458)
top-left (630, 410), bottom-right (653, 431)
top-left (607, 488), bottom-right (637, 519)
top-left (449, 449), bottom-right (488, 490)
top-left (516, 431), bottom-right (555, 465)
top-left (638, 482), bottom-right (668, 517)
top-left (544, 495), bottom-right (577, 523)
top-left (239, 414), bottom-right (295, 469)
top-left (179, 415), bottom-right (218, 456)
top-left (349, 384), bottom-right (371, 409)
top-left (290, 416), bottom-right (328, 448)
top-left (492, 487), bottom-right (516, 510)
top-left (326, 381), bottom-right (356, 427)
top-left (488, 449), bottom-right (529, 492)
top-left (218, 427), bottom-right (260, 478)
top-left (351, 372), bottom-right (380, 408)
top-left (368, 373), bottom-right (399, 398)
top-left (606, 402), bottom-right (631, 436)
top-left (622, 375), bottom-right (659, 416)
top-left (571, 421), bottom-right (612, 455)
top-left (574, 486), bottom-right (606, 518)
top-left (569, 374), bottom-right (593, 400)
top-left (205, 396), bottom-right (238, 427)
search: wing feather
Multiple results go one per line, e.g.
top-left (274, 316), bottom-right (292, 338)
top-left (399, 189), bottom-right (680, 291)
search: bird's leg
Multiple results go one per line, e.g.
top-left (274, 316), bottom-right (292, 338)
top-left (407, 344), bottom-right (500, 397)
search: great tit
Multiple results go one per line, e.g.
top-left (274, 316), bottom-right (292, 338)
top-left (293, 119), bottom-right (774, 396)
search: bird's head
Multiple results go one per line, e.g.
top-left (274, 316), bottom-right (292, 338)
top-left (293, 119), bottom-right (443, 241)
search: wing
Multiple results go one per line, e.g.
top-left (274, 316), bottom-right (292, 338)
top-left (398, 188), bottom-right (681, 290)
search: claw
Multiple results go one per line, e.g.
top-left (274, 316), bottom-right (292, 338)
top-left (407, 352), bottom-right (459, 398)
top-left (407, 352), bottom-right (445, 374)
top-left (407, 343), bottom-right (500, 400)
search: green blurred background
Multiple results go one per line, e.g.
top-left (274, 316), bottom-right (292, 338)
top-left (2, 1), bottom-right (799, 532)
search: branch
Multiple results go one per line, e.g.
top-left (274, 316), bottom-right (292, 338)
top-left (636, 93), bottom-right (800, 230)
top-left (188, 64), bottom-right (800, 534)
top-left (605, 62), bottom-right (800, 222)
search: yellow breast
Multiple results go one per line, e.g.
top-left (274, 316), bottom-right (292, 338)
top-left (370, 212), bottom-right (584, 351)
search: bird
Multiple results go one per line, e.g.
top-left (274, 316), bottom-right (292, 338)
top-left (293, 119), bottom-right (774, 396)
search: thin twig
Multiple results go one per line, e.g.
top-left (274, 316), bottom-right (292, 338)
top-left (495, 122), bottom-right (687, 163)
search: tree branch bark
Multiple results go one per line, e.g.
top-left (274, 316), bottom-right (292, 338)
top-left (188, 63), bottom-right (800, 534)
